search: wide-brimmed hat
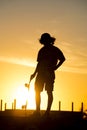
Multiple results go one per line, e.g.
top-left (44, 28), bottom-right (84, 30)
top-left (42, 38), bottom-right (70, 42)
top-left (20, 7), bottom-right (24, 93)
top-left (39, 33), bottom-right (55, 44)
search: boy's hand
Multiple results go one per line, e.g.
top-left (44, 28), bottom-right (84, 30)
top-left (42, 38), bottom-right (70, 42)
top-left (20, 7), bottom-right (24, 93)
top-left (30, 73), bottom-right (35, 82)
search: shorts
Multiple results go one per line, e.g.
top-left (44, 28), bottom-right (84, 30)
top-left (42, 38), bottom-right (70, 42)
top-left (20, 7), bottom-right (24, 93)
top-left (35, 72), bottom-right (55, 92)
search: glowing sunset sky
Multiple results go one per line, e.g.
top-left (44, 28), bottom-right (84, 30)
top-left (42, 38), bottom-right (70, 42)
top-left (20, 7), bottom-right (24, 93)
top-left (0, 0), bottom-right (87, 111)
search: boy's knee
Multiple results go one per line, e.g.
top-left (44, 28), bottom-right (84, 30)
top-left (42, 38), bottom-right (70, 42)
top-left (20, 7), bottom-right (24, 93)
top-left (47, 91), bottom-right (53, 98)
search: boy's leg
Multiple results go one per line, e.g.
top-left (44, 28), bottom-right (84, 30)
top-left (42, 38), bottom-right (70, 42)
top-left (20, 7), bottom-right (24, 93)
top-left (46, 91), bottom-right (53, 113)
top-left (34, 75), bottom-right (44, 115)
top-left (35, 90), bottom-right (41, 112)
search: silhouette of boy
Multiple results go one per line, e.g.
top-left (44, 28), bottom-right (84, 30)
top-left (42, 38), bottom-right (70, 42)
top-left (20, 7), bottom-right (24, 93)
top-left (30, 33), bottom-right (65, 116)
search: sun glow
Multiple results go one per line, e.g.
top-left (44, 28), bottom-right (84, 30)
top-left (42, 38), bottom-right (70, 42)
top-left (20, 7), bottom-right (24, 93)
top-left (15, 80), bottom-right (48, 110)
top-left (15, 82), bottom-right (36, 110)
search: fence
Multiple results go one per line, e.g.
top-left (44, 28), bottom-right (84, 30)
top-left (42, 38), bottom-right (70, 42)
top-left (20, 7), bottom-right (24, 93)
top-left (0, 99), bottom-right (16, 111)
top-left (0, 99), bottom-right (84, 112)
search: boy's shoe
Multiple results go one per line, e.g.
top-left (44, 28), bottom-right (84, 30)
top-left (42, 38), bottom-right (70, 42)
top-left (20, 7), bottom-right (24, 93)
top-left (32, 110), bottom-right (41, 117)
top-left (43, 111), bottom-right (50, 118)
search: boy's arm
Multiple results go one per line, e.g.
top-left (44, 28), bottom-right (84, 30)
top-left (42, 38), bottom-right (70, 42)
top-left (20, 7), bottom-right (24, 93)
top-left (30, 62), bottom-right (39, 81)
top-left (53, 48), bottom-right (66, 71)
top-left (54, 56), bottom-right (65, 70)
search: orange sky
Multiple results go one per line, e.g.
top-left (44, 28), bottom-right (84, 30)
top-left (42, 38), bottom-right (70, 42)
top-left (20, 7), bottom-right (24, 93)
top-left (0, 0), bottom-right (87, 111)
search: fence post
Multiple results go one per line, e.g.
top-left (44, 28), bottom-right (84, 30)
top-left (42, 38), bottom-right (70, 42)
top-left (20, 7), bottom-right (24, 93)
top-left (72, 102), bottom-right (74, 112)
top-left (14, 99), bottom-right (16, 110)
top-left (81, 102), bottom-right (83, 112)
top-left (12, 102), bottom-right (14, 110)
top-left (59, 101), bottom-right (61, 111)
top-left (0, 99), bottom-right (3, 111)
top-left (5, 103), bottom-right (7, 110)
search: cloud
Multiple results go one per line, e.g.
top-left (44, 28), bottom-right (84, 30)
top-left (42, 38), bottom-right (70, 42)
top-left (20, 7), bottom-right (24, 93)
top-left (58, 41), bottom-right (87, 74)
top-left (0, 56), bottom-right (36, 67)
top-left (0, 39), bottom-right (87, 74)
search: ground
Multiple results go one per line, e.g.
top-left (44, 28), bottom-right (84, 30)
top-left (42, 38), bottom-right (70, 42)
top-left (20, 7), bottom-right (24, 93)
top-left (0, 110), bottom-right (87, 130)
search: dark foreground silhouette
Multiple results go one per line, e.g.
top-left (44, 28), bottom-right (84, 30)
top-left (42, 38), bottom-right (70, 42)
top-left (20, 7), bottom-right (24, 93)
top-left (0, 110), bottom-right (87, 130)
top-left (30, 33), bottom-right (65, 116)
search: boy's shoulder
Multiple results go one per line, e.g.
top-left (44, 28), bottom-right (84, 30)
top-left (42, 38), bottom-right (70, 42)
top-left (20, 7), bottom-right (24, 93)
top-left (38, 45), bottom-right (61, 53)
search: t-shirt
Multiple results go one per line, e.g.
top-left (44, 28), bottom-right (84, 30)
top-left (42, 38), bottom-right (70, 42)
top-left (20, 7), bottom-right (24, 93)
top-left (37, 44), bottom-right (65, 75)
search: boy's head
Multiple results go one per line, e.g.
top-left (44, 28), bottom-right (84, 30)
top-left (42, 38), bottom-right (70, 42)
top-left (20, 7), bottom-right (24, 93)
top-left (39, 33), bottom-right (56, 45)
